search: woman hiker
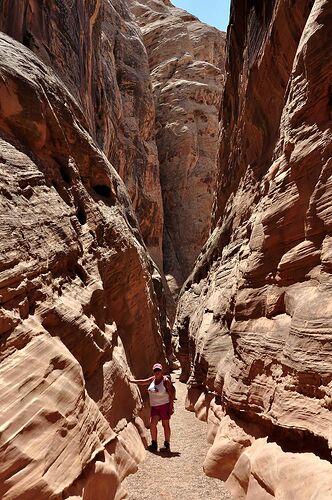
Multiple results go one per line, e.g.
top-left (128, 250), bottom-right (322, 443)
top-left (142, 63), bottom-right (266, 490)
top-left (129, 363), bottom-right (174, 452)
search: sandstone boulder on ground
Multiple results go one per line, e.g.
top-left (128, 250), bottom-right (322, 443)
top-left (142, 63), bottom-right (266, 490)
top-left (174, 0), bottom-right (332, 492)
top-left (131, 0), bottom-right (226, 296)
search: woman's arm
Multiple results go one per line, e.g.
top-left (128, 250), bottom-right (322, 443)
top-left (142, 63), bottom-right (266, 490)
top-left (128, 376), bottom-right (154, 386)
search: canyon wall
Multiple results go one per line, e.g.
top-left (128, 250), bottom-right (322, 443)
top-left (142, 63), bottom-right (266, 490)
top-left (175, 0), bottom-right (332, 496)
top-left (131, 0), bottom-right (226, 296)
top-left (0, 0), bottom-right (163, 268)
top-left (0, 1), bottom-right (170, 498)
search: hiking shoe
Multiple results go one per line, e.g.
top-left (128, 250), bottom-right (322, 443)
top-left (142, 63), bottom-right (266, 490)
top-left (159, 441), bottom-right (170, 453)
top-left (147, 440), bottom-right (158, 452)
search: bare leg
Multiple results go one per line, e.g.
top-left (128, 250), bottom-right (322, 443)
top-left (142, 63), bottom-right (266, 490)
top-left (150, 415), bottom-right (160, 442)
top-left (162, 419), bottom-right (171, 442)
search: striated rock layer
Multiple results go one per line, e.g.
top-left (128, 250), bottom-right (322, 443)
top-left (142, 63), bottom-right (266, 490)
top-left (175, 0), bottom-right (332, 495)
top-left (131, 0), bottom-right (226, 295)
top-left (0, 0), bottom-right (164, 268)
top-left (0, 1), bottom-right (170, 498)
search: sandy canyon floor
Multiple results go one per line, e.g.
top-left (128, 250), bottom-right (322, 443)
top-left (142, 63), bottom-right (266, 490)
top-left (123, 373), bottom-right (231, 499)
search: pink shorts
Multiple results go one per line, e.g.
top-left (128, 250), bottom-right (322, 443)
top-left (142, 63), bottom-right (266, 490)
top-left (151, 403), bottom-right (170, 420)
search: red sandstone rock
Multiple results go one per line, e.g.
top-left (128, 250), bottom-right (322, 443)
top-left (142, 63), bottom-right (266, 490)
top-left (226, 439), bottom-right (332, 500)
top-left (0, 0), bottom-right (164, 268)
top-left (0, 4), bottom-right (168, 496)
top-left (131, 0), bottom-right (226, 295)
top-left (175, 0), bottom-right (332, 493)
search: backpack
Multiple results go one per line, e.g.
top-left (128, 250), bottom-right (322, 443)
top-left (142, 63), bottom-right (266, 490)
top-left (163, 375), bottom-right (176, 400)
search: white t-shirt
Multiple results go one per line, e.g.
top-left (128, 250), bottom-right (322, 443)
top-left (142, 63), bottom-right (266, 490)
top-left (148, 377), bottom-right (170, 407)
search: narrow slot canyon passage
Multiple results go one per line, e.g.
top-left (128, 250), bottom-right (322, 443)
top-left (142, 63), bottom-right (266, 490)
top-left (1, 0), bottom-right (332, 497)
top-left (123, 372), bottom-right (231, 499)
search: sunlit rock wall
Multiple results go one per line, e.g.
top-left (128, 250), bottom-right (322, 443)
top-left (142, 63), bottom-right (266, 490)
top-left (0, 1), bottom-right (170, 497)
top-left (131, 0), bottom-right (226, 296)
top-left (0, 0), bottom-right (163, 268)
top-left (175, 0), bottom-right (332, 496)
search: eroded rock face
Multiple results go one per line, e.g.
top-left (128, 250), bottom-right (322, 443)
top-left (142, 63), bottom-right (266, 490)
top-left (101, 0), bottom-right (164, 268)
top-left (130, 0), bottom-right (226, 295)
top-left (175, 0), bottom-right (332, 492)
top-left (225, 438), bottom-right (332, 499)
top-left (0, 0), bottom-right (163, 268)
top-left (0, 2), bottom-right (169, 497)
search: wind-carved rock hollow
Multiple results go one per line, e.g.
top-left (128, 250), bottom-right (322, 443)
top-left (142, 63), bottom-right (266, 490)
top-left (174, 0), bottom-right (332, 498)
